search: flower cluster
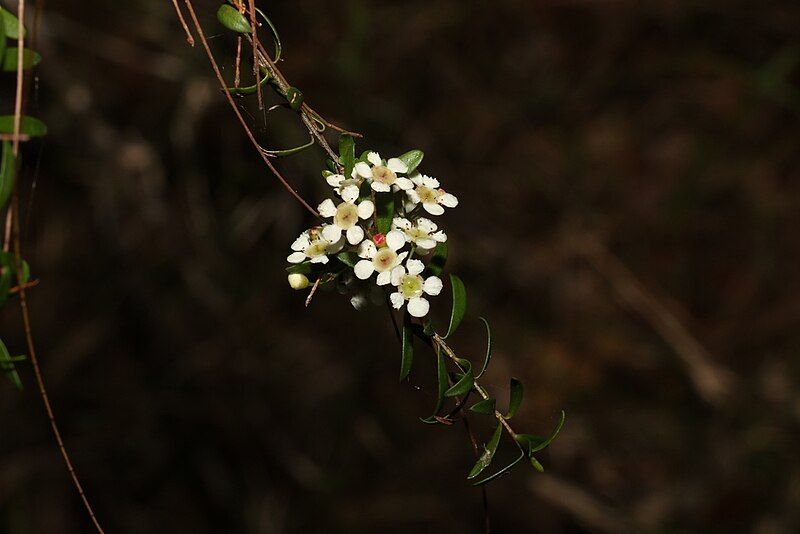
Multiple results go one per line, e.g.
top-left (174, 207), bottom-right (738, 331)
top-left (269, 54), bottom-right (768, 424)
top-left (286, 149), bottom-right (458, 318)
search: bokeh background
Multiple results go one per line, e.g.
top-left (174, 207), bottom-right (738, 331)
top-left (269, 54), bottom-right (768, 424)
top-left (1, 0), bottom-right (799, 532)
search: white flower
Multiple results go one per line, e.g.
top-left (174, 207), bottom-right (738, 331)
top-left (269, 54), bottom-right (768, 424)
top-left (317, 198), bottom-right (374, 245)
top-left (392, 217), bottom-right (447, 252)
top-left (353, 230), bottom-right (408, 285)
top-left (286, 227), bottom-right (344, 264)
top-left (388, 259), bottom-right (443, 318)
top-left (406, 173), bottom-right (458, 215)
top-left (353, 151), bottom-right (414, 193)
top-left (325, 173), bottom-right (362, 203)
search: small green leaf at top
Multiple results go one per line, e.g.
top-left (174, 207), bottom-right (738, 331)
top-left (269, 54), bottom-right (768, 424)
top-left (426, 241), bottom-right (448, 278)
top-left (445, 274), bottom-right (466, 338)
top-left (2, 48), bottom-right (40, 71)
top-left (469, 398), bottom-right (496, 415)
top-left (217, 4), bottom-right (251, 33)
top-left (505, 378), bottom-right (523, 419)
top-left (397, 149), bottom-right (424, 176)
top-left (0, 115), bottom-right (47, 137)
top-left (467, 422), bottom-right (503, 480)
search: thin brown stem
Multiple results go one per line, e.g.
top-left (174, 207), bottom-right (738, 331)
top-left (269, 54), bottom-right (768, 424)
top-left (170, 0), bottom-right (195, 46)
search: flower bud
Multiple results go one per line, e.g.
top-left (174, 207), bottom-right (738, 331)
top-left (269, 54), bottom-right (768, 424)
top-left (287, 273), bottom-right (310, 290)
top-left (373, 233), bottom-right (386, 247)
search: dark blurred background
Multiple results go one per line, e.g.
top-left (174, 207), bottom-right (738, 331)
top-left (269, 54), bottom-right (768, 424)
top-left (1, 0), bottom-right (799, 532)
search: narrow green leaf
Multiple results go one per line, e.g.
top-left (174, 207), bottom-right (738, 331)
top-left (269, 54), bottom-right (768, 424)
top-left (445, 357), bottom-right (473, 397)
top-left (420, 345), bottom-right (448, 424)
top-left (0, 338), bottom-right (22, 390)
top-left (254, 7), bottom-right (282, 61)
top-left (467, 422), bottom-right (503, 479)
top-left (0, 141), bottom-right (15, 210)
top-left (469, 398), bottom-right (496, 415)
top-left (228, 68), bottom-right (270, 95)
top-left (400, 318), bottom-right (413, 381)
top-left (445, 274), bottom-right (466, 338)
top-left (265, 136), bottom-right (314, 157)
top-left (397, 149), bottom-right (424, 175)
top-left (515, 410), bottom-right (566, 454)
top-left (338, 134), bottom-right (355, 180)
top-left (427, 241), bottom-right (448, 277)
top-left (472, 451), bottom-right (526, 486)
top-left (506, 378), bottom-right (523, 419)
top-left (476, 317), bottom-right (492, 378)
top-left (217, 4), bottom-right (251, 33)
top-left (0, 115), bottom-right (47, 137)
top-left (375, 192), bottom-right (395, 234)
top-left (2, 47), bottom-right (40, 71)
top-left (336, 252), bottom-right (359, 268)
top-left (1, 8), bottom-right (24, 39)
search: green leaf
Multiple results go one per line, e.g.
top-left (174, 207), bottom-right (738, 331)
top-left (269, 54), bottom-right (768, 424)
top-left (530, 456), bottom-right (544, 472)
top-left (285, 87), bottom-right (304, 111)
top-left (0, 8), bottom-right (6, 65)
top-left (506, 378), bottom-right (523, 419)
top-left (515, 410), bottom-right (566, 454)
top-left (421, 345), bottom-right (448, 424)
top-left (254, 7), bottom-right (282, 61)
top-left (0, 141), bottom-right (15, 210)
top-left (445, 274), bottom-right (466, 338)
top-left (397, 149), bottom-right (424, 175)
top-left (375, 192), bottom-right (395, 234)
top-left (228, 68), bottom-right (270, 95)
top-left (467, 422), bottom-right (503, 479)
top-left (445, 357), bottom-right (473, 397)
top-left (338, 134), bottom-right (355, 180)
top-left (427, 241), bottom-right (448, 277)
top-left (264, 136), bottom-right (314, 157)
top-left (472, 451), bottom-right (526, 486)
top-left (400, 318), bottom-right (413, 381)
top-left (217, 4), bottom-right (251, 33)
top-left (0, 115), bottom-right (47, 137)
top-left (469, 398), bottom-right (496, 415)
top-left (476, 317), bottom-right (493, 378)
top-left (357, 150), bottom-right (372, 163)
top-left (286, 261), bottom-right (313, 275)
top-left (335, 252), bottom-right (359, 268)
top-left (0, 8), bottom-right (25, 39)
top-left (0, 338), bottom-right (22, 390)
top-left (2, 47), bottom-right (40, 71)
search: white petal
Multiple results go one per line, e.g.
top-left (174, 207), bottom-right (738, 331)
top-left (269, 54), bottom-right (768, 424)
top-left (318, 198), bottom-right (337, 218)
top-left (386, 230), bottom-right (406, 251)
top-left (406, 259), bottom-right (424, 276)
top-left (341, 184), bottom-right (360, 203)
top-left (422, 175), bottom-right (440, 188)
top-left (432, 230), bottom-right (447, 242)
top-left (390, 292), bottom-right (405, 309)
top-left (358, 240), bottom-right (377, 259)
top-left (439, 193), bottom-right (459, 208)
top-left (376, 270), bottom-right (392, 286)
top-left (417, 217), bottom-right (437, 233)
top-left (367, 151), bottom-right (382, 166)
top-left (423, 202), bottom-right (445, 216)
top-left (394, 177), bottom-right (414, 190)
top-left (407, 297), bottom-right (430, 318)
top-left (406, 189), bottom-right (421, 204)
top-left (416, 238), bottom-right (437, 251)
top-left (409, 172), bottom-right (423, 186)
top-left (390, 265), bottom-right (406, 286)
top-left (287, 252), bottom-right (306, 263)
top-left (423, 276), bottom-right (443, 296)
top-left (322, 224), bottom-right (342, 243)
top-left (371, 181), bottom-right (391, 193)
top-left (387, 158), bottom-right (408, 174)
top-left (326, 174), bottom-right (344, 187)
top-left (291, 233), bottom-right (310, 251)
top-left (327, 236), bottom-right (345, 254)
top-left (346, 225), bottom-right (364, 245)
top-left (354, 259), bottom-right (374, 279)
top-left (355, 161), bottom-right (372, 178)
top-left (392, 217), bottom-right (411, 230)
top-left (357, 200), bottom-right (375, 219)
top-left (396, 251), bottom-right (408, 264)
top-left (310, 255), bottom-right (329, 264)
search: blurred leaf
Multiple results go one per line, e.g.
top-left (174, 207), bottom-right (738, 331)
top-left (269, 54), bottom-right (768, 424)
top-left (2, 47), bottom-right (40, 71)
top-left (0, 141), bottom-right (15, 210)
top-left (476, 317), bottom-right (492, 378)
top-left (445, 356), bottom-right (473, 397)
top-left (397, 149), bottom-right (424, 175)
top-left (506, 378), bottom-right (523, 419)
top-left (286, 261), bottom-right (313, 275)
top-left (467, 422), bottom-right (502, 479)
top-left (400, 317), bottom-right (413, 381)
top-left (0, 337), bottom-right (22, 390)
top-left (427, 241), bottom-right (447, 277)
top-left (0, 115), bottom-right (47, 137)
top-left (0, 8), bottom-right (5, 63)
top-left (530, 456), bottom-right (544, 472)
top-left (254, 7), bottom-right (282, 61)
top-left (0, 8), bottom-right (24, 39)
top-left (375, 192), bottom-right (394, 234)
top-left (445, 274), bottom-right (466, 338)
top-left (515, 410), bottom-right (566, 454)
top-left (421, 346), bottom-right (447, 424)
top-left (472, 451), bottom-right (525, 486)
top-left (217, 4), bottom-right (251, 33)
top-left (338, 133), bottom-right (355, 180)
top-left (469, 398), bottom-right (495, 415)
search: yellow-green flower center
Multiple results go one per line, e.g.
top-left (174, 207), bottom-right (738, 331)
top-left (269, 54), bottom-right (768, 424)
top-left (372, 165), bottom-right (397, 185)
top-left (407, 227), bottom-right (429, 240)
top-left (399, 274), bottom-right (424, 299)
top-left (416, 185), bottom-right (439, 203)
top-left (305, 242), bottom-right (328, 258)
top-left (373, 248), bottom-right (397, 272)
top-left (334, 202), bottom-right (359, 229)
